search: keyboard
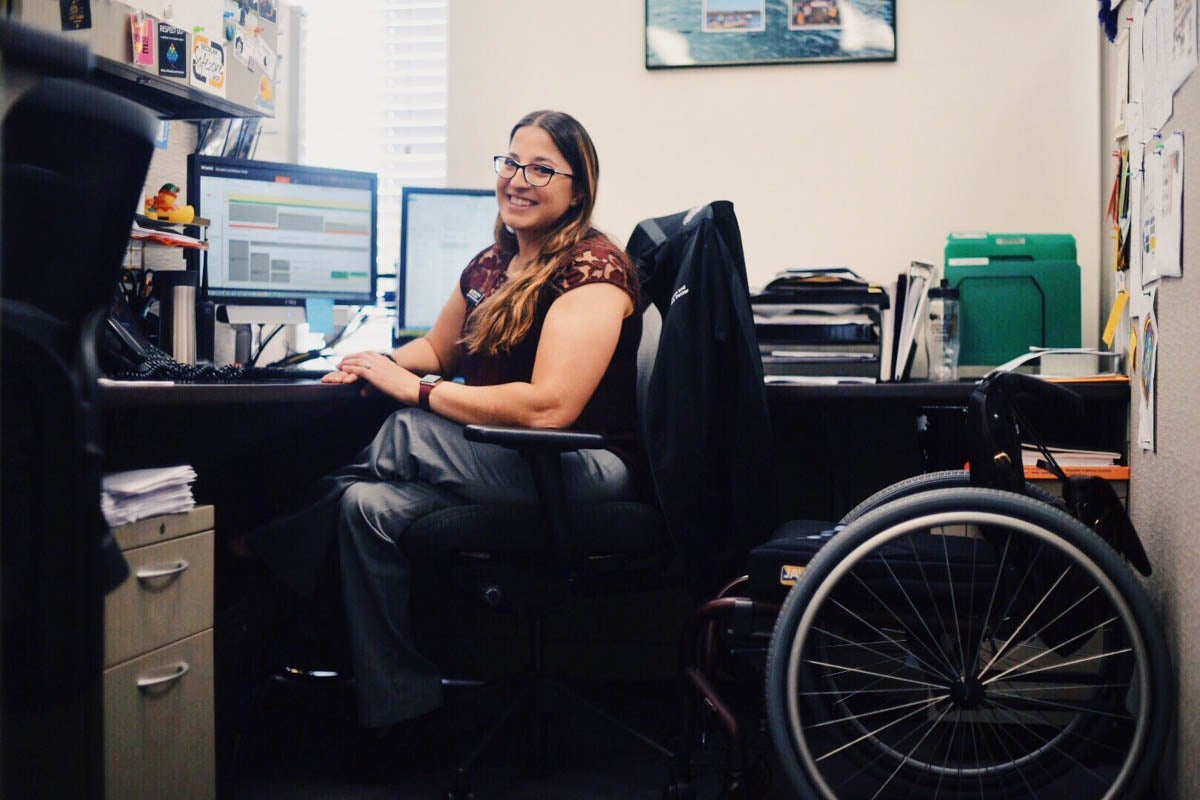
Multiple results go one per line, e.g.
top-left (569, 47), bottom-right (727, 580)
top-left (109, 359), bottom-right (331, 383)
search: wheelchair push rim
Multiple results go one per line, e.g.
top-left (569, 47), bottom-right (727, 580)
top-left (765, 487), bottom-right (1169, 800)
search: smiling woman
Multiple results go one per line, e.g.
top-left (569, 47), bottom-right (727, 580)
top-left (244, 108), bottom-right (645, 735)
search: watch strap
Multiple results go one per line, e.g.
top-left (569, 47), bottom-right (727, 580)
top-left (418, 375), bottom-right (441, 411)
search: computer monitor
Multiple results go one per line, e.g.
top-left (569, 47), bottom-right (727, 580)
top-left (395, 186), bottom-right (497, 341)
top-left (188, 154), bottom-right (378, 314)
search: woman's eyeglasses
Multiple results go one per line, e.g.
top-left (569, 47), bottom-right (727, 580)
top-left (493, 156), bottom-right (573, 187)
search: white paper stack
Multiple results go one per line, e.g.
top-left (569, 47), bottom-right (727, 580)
top-left (101, 465), bottom-right (198, 527)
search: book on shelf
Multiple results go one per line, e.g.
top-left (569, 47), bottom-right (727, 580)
top-left (1021, 444), bottom-right (1121, 468)
top-left (1024, 463), bottom-right (1130, 481)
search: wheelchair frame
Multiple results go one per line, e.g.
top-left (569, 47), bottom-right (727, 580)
top-left (669, 372), bottom-right (1172, 800)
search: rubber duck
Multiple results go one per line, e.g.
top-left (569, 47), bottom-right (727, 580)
top-left (145, 182), bottom-right (196, 224)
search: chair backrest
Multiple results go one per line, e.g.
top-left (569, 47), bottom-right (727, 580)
top-left (634, 301), bottom-right (662, 423)
top-left (1, 74), bottom-right (155, 799)
top-left (628, 201), bottom-right (779, 598)
top-left (1, 78), bottom-right (159, 328)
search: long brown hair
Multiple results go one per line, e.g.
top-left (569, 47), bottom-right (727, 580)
top-left (462, 110), bottom-right (600, 356)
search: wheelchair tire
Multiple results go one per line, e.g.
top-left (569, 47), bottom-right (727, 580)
top-left (765, 487), bottom-right (1170, 800)
top-left (839, 469), bottom-right (1061, 526)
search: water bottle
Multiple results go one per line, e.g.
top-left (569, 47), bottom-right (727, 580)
top-left (927, 279), bottom-right (960, 382)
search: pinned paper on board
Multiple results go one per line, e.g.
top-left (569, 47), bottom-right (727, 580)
top-left (252, 35), bottom-right (278, 79)
top-left (130, 13), bottom-right (156, 66)
top-left (255, 73), bottom-right (276, 112)
top-left (190, 32), bottom-right (227, 96)
top-left (1138, 294), bottom-right (1158, 452)
top-left (1147, 130), bottom-right (1184, 282)
top-left (158, 23), bottom-right (188, 78)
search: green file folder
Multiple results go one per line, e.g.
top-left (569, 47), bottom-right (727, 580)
top-left (944, 233), bottom-right (1081, 367)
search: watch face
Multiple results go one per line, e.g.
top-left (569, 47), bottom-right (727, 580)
top-left (422, 374), bottom-right (442, 386)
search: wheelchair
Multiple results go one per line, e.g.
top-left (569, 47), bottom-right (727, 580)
top-left (672, 370), bottom-right (1172, 800)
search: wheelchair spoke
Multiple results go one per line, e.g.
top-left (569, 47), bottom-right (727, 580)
top-left (974, 708), bottom-right (1041, 797)
top-left (847, 573), bottom-right (959, 679)
top-left (938, 534), bottom-right (968, 676)
top-left (808, 694), bottom-right (951, 731)
top-left (983, 647), bottom-right (1132, 686)
top-left (814, 695), bottom-right (945, 763)
top-left (805, 658), bottom-right (946, 690)
top-left (813, 623), bottom-right (946, 682)
top-left (871, 555), bottom-right (962, 678)
top-left (989, 697), bottom-right (1115, 790)
top-left (988, 689), bottom-right (1136, 721)
top-left (979, 563), bottom-right (1073, 679)
top-left (870, 704), bottom-right (954, 800)
top-left (983, 615), bottom-right (1118, 685)
top-left (971, 533), bottom-right (1014, 675)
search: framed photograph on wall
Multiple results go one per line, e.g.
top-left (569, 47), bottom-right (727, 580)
top-left (646, 0), bottom-right (896, 69)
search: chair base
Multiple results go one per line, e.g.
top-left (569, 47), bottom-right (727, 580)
top-left (441, 618), bottom-right (676, 799)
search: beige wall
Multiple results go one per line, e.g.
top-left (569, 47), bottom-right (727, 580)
top-left (447, 1), bottom-right (1103, 343)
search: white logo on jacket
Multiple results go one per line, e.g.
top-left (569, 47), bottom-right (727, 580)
top-left (670, 285), bottom-right (689, 305)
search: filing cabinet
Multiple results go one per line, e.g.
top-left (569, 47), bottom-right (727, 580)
top-left (105, 506), bottom-right (215, 799)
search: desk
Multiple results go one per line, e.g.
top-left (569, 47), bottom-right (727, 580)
top-left (99, 381), bottom-right (399, 540)
top-left (96, 376), bottom-right (1129, 792)
top-left (764, 379), bottom-right (1130, 524)
top-left (99, 377), bottom-right (1131, 538)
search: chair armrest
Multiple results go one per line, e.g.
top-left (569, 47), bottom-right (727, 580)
top-left (464, 424), bottom-right (607, 452)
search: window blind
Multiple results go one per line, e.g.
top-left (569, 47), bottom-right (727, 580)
top-left (298, 0), bottom-right (448, 281)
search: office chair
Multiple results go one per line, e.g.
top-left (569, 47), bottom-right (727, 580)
top-left (1, 76), bottom-right (158, 798)
top-left (401, 201), bottom-right (778, 798)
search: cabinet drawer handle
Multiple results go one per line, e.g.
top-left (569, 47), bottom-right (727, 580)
top-left (135, 560), bottom-right (190, 580)
top-left (136, 661), bottom-right (190, 689)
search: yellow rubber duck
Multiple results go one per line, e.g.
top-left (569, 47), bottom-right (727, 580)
top-left (145, 182), bottom-right (196, 224)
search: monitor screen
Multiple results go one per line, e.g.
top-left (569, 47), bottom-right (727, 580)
top-left (188, 154), bottom-right (378, 308)
top-left (396, 186), bottom-right (497, 340)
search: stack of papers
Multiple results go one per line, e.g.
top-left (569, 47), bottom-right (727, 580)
top-left (101, 465), bottom-right (197, 527)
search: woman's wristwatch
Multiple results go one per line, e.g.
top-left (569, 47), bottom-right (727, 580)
top-left (418, 374), bottom-right (443, 411)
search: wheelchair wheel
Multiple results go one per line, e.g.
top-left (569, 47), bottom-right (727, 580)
top-left (839, 470), bottom-right (1060, 526)
top-left (765, 487), bottom-right (1170, 800)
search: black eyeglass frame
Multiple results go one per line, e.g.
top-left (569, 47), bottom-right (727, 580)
top-left (493, 155), bottom-right (574, 187)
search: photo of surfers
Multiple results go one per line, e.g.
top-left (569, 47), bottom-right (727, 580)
top-left (703, 0), bottom-right (766, 32)
top-left (789, 0), bottom-right (842, 29)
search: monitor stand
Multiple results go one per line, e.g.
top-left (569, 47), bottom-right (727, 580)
top-left (218, 304), bottom-right (309, 325)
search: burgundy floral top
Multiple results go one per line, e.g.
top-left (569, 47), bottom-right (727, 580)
top-left (456, 234), bottom-right (644, 484)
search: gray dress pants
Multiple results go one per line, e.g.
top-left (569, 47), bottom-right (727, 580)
top-left (252, 407), bottom-right (634, 728)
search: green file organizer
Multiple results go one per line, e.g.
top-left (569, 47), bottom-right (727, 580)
top-left (944, 233), bottom-right (1081, 367)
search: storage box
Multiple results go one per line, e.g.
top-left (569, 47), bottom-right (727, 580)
top-left (944, 232), bottom-right (1081, 367)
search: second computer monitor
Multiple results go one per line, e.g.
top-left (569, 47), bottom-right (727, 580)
top-left (396, 186), bottom-right (497, 341)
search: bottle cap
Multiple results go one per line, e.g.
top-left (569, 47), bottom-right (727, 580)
top-left (928, 278), bottom-right (959, 299)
